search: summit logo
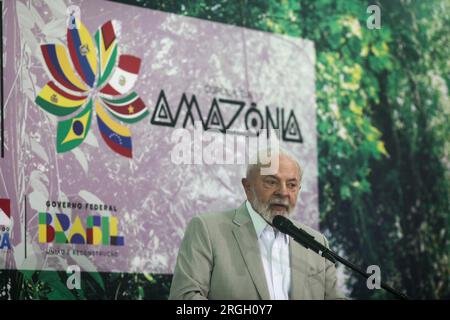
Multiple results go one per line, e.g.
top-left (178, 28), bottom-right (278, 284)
top-left (35, 16), bottom-right (149, 158)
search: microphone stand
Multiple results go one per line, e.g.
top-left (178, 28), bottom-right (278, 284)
top-left (317, 245), bottom-right (409, 300)
top-left (272, 217), bottom-right (410, 300)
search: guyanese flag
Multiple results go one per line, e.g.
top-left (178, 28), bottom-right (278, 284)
top-left (95, 20), bottom-right (118, 89)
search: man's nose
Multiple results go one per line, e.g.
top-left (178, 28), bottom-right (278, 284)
top-left (275, 183), bottom-right (289, 197)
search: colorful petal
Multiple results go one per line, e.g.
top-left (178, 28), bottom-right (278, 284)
top-left (41, 44), bottom-right (89, 93)
top-left (95, 20), bottom-right (119, 89)
top-left (56, 100), bottom-right (93, 153)
top-left (100, 55), bottom-right (141, 96)
top-left (67, 16), bottom-right (98, 88)
top-left (35, 81), bottom-right (88, 117)
top-left (100, 92), bottom-right (148, 124)
top-left (95, 101), bottom-right (132, 158)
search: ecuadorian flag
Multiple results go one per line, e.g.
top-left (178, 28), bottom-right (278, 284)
top-left (67, 16), bottom-right (98, 88)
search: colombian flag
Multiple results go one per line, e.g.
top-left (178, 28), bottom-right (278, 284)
top-left (41, 44), bottom-right (88, 93)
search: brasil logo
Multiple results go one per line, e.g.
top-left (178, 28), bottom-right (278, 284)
top-left (35, 16), bottom-right (148, 158)
top-left (39, 212), bottom-right (124, 246)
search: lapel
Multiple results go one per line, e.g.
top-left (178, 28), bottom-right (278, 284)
top-left (232, 202), bottom-right (271, 300)
top-left (289, 227), bottom-right (310, 300)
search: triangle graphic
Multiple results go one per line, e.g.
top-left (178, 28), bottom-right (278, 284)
top-left (151, 90), bottom-right (175, 127)
top-left (211, 113), bottom-right (220, 126)
top-left (289, 123), bottom-right (296, 135)
top-left (158, 105), bottom-right (168, 119)
top-left (206, 99), bottom-right (225, 131)
top-left (283, 110), bottom-right (303, 143)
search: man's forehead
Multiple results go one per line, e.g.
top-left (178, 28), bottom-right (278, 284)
top-left (258, 157), bottom-right (301, 180)
top-left (247, 151), bottom-right (302, 181)
top-left (261, 173), bottom-right (300, 181)
top-left (272, 155), bottom-right (299, 173)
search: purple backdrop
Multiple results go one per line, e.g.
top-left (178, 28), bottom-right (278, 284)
top-left (0, 0), bottom-right (317, 273)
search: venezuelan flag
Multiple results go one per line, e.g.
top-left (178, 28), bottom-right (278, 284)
top-left (95, 101), bottom-right (132, 158)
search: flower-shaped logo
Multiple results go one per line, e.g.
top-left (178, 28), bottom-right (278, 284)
top-left (35, 16), bottom-right (148, 158)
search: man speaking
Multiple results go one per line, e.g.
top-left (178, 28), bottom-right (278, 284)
top-left (169, 149), bottom-right (344, 300)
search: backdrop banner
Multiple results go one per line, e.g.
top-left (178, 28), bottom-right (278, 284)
top-left (0, 0), bottom-right (318, 273)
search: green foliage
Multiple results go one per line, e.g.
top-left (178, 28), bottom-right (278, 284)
top-left (0, 269), bottom-right (171, 300)
top-left (2, 0), bottom-right (448, 299)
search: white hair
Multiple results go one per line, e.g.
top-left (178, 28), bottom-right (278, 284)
top-left (245, 147), bottom-right (303, 180)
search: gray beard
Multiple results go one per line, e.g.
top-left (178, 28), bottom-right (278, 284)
top-left (250, 189), bottom-right (294, 223)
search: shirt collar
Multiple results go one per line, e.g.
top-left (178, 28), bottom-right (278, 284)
top-left (246, 200), bottom-right (268, 239)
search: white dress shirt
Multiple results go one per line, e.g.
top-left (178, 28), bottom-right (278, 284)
top-left (246, 200), bottom-right (291, 300)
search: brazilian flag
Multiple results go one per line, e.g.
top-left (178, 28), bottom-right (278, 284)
top-left (56, 99), bottom-right (93, 153)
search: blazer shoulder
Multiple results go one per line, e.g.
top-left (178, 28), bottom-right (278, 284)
top-left (192, 207), bottom-right (237, 227)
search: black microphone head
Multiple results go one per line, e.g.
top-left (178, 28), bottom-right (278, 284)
top-left (272, 215), bottom-right (293, 232)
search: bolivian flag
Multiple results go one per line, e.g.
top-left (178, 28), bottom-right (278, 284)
top-left (35, 81), bottom-right (87, 117)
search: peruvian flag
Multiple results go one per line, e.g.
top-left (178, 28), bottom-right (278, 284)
top-left (100, 55), bottom-right (141, 96)
top-left (0, 199), bottom-right (11, 226)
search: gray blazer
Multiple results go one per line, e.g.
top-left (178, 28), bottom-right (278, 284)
top-left (169, 202), bottom-right (344, 300)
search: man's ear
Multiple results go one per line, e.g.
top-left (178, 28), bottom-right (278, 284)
top-left (242, 178), bottom-right (252, 200)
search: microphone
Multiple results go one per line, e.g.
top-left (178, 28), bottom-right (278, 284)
top-left (272, 215), bottom-right (410, 300)
top-left (272, 215), bottom-right (335, 263)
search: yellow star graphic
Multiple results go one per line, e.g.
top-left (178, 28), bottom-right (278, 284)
top-left (128, 105), bottom-right (135, 114)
